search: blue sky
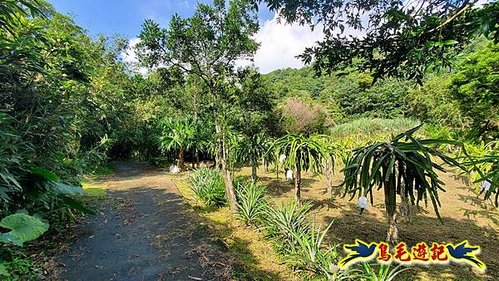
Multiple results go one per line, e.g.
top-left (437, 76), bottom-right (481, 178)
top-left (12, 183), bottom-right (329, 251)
top-left (49, 0), bottom-right (273, 38)
top-left (48, 0), bottom-right (322, 73)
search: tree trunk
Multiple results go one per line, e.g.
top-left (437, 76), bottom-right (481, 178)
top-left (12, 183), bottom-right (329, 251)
top-left (387, 213), bottom-right (398, 245)
top-left (215, 116), bottom-right (238, 211)
top-left (251, 154), bottom-right (257, 184)
top-left (177, 148), bottom-right (185, 170)
top-left (325, 158), bottom-right (333, 195)
top-left (195, 148), bottom-right (200, 168)
top-left (384, 166), bottom-right (398, 245)
top-left (399, 182), bottom-right (410, 218)
top-left (294, 160), bottom-right (302, 202)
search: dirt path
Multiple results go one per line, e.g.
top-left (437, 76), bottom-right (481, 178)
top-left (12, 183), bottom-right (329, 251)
top-left (56, 163), bottom-right (231, 281)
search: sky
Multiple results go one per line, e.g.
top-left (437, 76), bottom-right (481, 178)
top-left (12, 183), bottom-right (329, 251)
top-left (48, 0), bottom-right (324, 74)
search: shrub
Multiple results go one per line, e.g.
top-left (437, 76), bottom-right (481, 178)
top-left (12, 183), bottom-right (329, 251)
top-left (288, 222), bottom-right (354, 280)
top-left (281, 97), bottom-right (327, 134)
top-left (189, 168), bottom-right (227, 207)
top-left (235, 181), bottom-right (267, 226)
top-left (262, 200), bottom-right (313, 254)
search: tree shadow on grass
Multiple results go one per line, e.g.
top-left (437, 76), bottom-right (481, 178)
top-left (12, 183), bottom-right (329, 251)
top-left (321, 206), bottom-right (499, 281)
top-left (265, 177), bottom-right (319, 197)
top-left (454, 185), bottom-right (499, 228)
top-left (192, 205), bottom-right (297, 280)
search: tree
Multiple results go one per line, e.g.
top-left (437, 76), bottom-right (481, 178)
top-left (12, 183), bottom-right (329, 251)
top-left (234, 132), bottom-right (270, 183)
top-left (272, 134), bottom-right (331, 201)
top-left (137, 0), bottom-right (259, 210)
top-left (230, 68), bottom-right (276, 183)
top-left (339, 125), bottom-right (462, 244)
top-left (451, 41), bottom-right (499, 140)
top-left (158, 117), bottom-right (198, 169)
top-left (254, 0), bottom-right (499, 83)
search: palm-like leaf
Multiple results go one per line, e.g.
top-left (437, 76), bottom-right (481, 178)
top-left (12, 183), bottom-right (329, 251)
top-left (272, 134), bottom-right (330, 173)
top-left (158, 117), bottom-right (197, 152)
top-left (270, 134), bottom-right (333, 200)
top-left (465, 154), bottom-right (499, 206)
top-left (340, 125), bottom-right (463, 242)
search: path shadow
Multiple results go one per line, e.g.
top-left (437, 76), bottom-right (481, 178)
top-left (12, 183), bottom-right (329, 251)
top-left (58, 186), bottom-right (234, 281)
top-left (193, 205), bottom-right (296, 280)
top-left (58, 162), bottom-right (285, 281)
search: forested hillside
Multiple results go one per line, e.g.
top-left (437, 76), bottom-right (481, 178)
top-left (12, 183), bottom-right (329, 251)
top-left (263, 38), bottom-right (497, 139)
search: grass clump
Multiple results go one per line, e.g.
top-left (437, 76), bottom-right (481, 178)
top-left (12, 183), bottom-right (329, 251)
top-left (189, 168), bottom-right (227, 207)
top-left (235, 180), bottom-right (267, 226)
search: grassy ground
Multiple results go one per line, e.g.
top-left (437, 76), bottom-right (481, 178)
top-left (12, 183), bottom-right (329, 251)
top-left (170, 173), bottom-right (300, 281)
top-left (167, 162), bottom-right (499, 281)
top-left (226, 166), bottom-right (498, 281)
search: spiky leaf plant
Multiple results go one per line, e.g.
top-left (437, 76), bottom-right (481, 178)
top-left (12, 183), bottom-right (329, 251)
top-left (358, 263), bottom-right (408, 281)
top-left (271, 134), bottom-right (332, 201)
top-left (262, 200), bottom-right (313, 254)
top-left (235, 181), bottom-right (267, 225)
top-left (189, 168), bottom-right (227, 208)
top-left (288, 221), bottom-right (354, 280)
top-left (340, 125), bottom-right (462, 244)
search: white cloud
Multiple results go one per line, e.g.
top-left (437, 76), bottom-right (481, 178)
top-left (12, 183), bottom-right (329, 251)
top-left (239, 14), bottom-right (324, 73)
top-left (122, 37), bottom-right (140, 64)
top-left (124, 14), bottom-right (327, 75)
top-left (122, 38), bottom-right (148, 76)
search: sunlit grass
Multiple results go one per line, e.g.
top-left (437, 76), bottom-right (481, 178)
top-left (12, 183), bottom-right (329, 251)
top-left (81, 183), bottom-right (107, 198)
top-left (172, 173), bottom-right (299, 280)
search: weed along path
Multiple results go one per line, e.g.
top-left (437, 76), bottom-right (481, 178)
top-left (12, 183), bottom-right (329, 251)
top-left (56, 163), bottom-right (232, 281)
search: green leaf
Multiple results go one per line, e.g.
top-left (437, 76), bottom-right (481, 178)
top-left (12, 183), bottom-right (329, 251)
top-left (0, 214), bottom-right (49, 246)
top-left (48, 182), bottom-right (83, 195)
top-left (61, 196), bottom-right (96, 215)
top-left (30, 166), bottom-right (59, 181)
top-left (0, 263), bottom-right (10, 277)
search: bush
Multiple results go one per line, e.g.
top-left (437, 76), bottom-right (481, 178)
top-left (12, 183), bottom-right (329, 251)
top-left (287, 222), bottom-right (353, 280)
top-left (262, 200), bottom-right (313, 254)
top-left (189, 168), bottom-right (227, 207)
top-left (235, 181), bottom-right (267, 226)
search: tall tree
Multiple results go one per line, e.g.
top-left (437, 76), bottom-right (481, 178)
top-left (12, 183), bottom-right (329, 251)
top-left (231, 68), bottom-right (276, 183)
top-left (137, 0), bottom-right (259, 210)
top-left (451, 41), bottom-right (499, 139)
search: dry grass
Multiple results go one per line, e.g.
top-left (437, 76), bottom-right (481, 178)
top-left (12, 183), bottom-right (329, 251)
top-left (170, 172), bottom-right (300, 281)
top-left (235, 166), bottom-right (499, 281)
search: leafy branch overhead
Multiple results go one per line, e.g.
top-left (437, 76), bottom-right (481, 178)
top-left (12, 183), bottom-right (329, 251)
top-left (254, 0), bottom-right (498, 83)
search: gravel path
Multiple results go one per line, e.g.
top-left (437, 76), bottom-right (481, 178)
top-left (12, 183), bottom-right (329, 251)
top-left (57, 163), bottom-right (231, 281)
